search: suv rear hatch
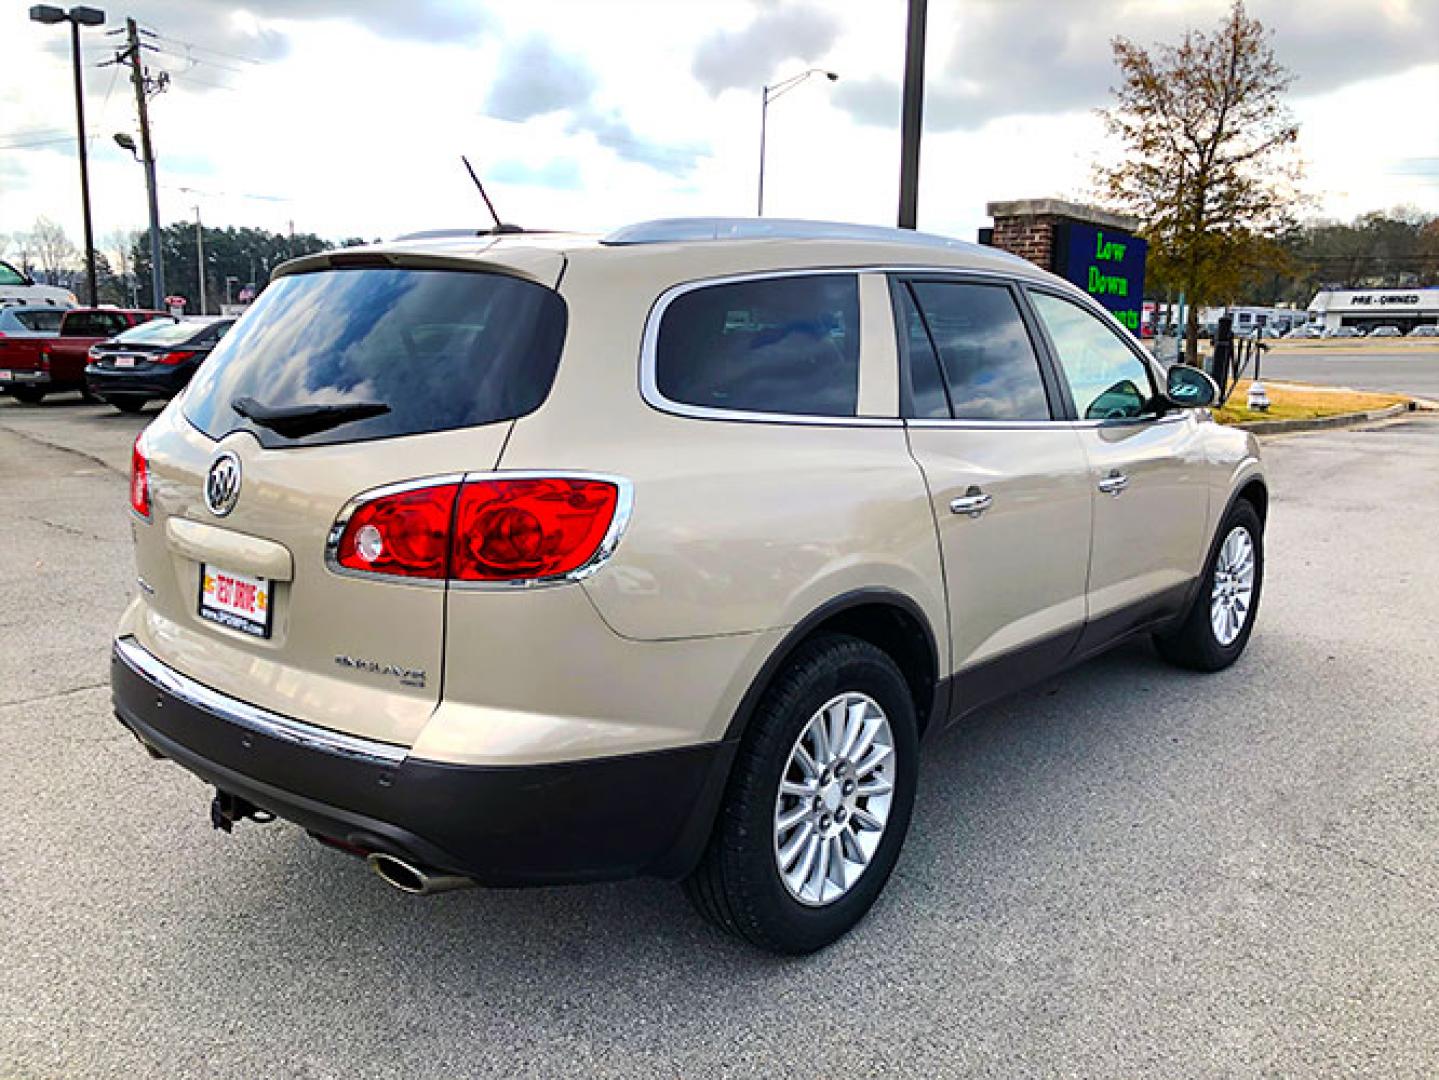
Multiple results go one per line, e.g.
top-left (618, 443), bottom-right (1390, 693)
top-left (127, 249), bottom-right (567, 748)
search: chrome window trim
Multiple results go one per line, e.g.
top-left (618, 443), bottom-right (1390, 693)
top-left (638, 265), bottom-right (1084, 427)
top-left (113, 635), bottom-right (409, 765)
top-left (904, 413), bottom-right (1188, 431)
top-left (322, 470), bottom-right (634, 591)
top-left (639, 268), bottom-right (902, 428)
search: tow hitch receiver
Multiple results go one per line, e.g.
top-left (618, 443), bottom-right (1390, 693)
top-left (210, 789), bottom-right (276, 833)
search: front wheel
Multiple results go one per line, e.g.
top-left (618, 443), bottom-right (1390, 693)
top-left (1155, 499), bottom-right (1264, 671)
top-left (684, 634), bottom-right (919, 954)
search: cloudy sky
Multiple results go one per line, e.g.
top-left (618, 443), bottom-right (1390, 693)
top-left (1, 0), bottom-right (1436, 253)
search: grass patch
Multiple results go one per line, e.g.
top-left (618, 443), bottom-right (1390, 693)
top-left (1214, 380), bottom-right (1409, 425)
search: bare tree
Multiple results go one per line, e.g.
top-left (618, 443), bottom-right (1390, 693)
top-left (29, 216), bottom-right (79, 284)
top-left (106, 228), bottom-right (141, 305)
top-left (1099, 1), bottom-right (1302, 363)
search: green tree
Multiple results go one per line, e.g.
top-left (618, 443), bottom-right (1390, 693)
top-left (131, 224), bottom-right (331, 313)
top-left (1100, 1), bottom-right (1302, 363)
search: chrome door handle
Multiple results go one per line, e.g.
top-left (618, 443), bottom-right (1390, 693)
top-left (1097, 471), bottom-right (1130, 496)
top-left (950, 489), bottom-right (993, 518)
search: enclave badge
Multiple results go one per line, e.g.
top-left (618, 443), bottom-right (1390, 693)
top-left (205, 451), bottom-right (242, 517)
top-left (334, 654), bottom-right (427, 688)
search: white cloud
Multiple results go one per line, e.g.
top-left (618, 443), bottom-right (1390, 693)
top-left (1, 0), bottom-right (1433, 257)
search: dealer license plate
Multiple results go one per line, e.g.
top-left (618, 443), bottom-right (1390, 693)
top-left (199, 564), bottom-right (272, 638)
top-left (0, 370), bottom-right (11, 380)
top-left (114, 355), bottom-right (136, 368)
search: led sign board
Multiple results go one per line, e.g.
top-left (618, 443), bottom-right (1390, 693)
top-left (1052, 221), bottom-right (1148, 336)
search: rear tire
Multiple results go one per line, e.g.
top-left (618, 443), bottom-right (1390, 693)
top-left (1155, 499), bottom-right (1264, 672)
top-left (9, 387), bottom-right (45, 405)
top-left (110, 396), bottom-right (147, 414)
top-left (683, 634), bottom-right (919, 954)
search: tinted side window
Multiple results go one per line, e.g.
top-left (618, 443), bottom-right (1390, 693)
top-left (1030, 291), bottom-right (1156, 420)
top-left (909, 281), bottom-right (1051, 421)
top-left (894, 284), bottom-right (949, 419)
top-left (655, 275), bottom-right (859, 417)
top-left (15, 310), bottom-right (63, 332)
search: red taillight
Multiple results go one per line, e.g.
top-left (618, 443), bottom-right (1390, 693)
top-left (130, 435), bottom-right (150, 518)
top-left (155, 349), bottom-right (197, 366)
top-left (452, 478), bottom-right (620, 581)
top-left (334, 483), bottom-right (460, 578)
top-left (331, 475), bottom-right (624, 583)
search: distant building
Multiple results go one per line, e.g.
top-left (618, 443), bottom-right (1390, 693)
top-left (1308, 288), bottom-right (1439, 333)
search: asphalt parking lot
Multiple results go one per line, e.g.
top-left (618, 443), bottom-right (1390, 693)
top-left (3, 395), bottom-right (1437, 1078)
top-left (1253, 345), bottom-right (1439, 400)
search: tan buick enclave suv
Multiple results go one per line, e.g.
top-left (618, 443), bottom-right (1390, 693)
top-left (111, 218), bottom-right (1266, 953)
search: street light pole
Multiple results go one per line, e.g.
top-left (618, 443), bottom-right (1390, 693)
top-left (757, 68), bottom-right (839, 217)
top-left (897, 0), bottom-right (927, 229)
top-left (31, 5), bottom-right (107, 305)
top-left (193, 205), bottom-right (206, 316)
top-left (67, 17), bottom-right (98, 304)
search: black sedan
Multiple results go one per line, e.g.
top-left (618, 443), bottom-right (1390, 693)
top-left (85, 316), bottom-right (235, 413)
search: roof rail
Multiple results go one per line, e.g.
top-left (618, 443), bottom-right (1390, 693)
top-left (602, 217), bottom-right (1020, 259)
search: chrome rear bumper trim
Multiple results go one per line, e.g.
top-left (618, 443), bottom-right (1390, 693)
top-left (113, 636), bottom-right (409, 765)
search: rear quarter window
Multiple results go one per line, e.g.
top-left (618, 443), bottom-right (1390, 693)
top-left (13, 310), bottom-right (63, 333)
top-left (653, 274), bottom-right (860, 418)
top-left (62, 312), bottom-right (127, 337)
top-left (182, 267), bottom-right (567, 448)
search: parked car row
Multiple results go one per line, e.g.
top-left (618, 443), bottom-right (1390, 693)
top-left (0, 302), bottom-right (234, 412)
top-left (1294, 324), bottom-right (1439, 339)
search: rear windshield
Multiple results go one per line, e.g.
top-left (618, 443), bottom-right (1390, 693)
top-left (13, 310), bottom-right (63, 333)
top-left (62, 311), bottom-right (134, 337)
top-left (113, 319), bottom-right (204, 346)
top-left (183, 267), bottom-right (568, 448)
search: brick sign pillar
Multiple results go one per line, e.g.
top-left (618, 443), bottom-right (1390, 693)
top-left (984, 198), bottom-right (1148, 337)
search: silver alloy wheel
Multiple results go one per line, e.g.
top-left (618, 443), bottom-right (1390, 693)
top-left (773, 692), bottom-right (895, 907)
top-left (1211, 525), bottom-right (1256, 647)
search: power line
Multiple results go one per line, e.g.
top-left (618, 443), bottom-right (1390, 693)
top-left (0, 134), bottom-right (100, 151)
top-left (143, 28), bottom-right (271, 67)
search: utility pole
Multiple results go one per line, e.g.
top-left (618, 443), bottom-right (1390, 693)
top-left (897, 0), bottom-right (927, 229)
top-left (193, 205), bottom-right (206, 316)
top-left (123, 17), bottom-right (165, 309)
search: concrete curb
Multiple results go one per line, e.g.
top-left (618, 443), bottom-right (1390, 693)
top-left (1237, 402), bottom-right (1411, 436)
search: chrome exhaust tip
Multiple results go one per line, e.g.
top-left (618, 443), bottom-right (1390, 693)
top-left (366, 852), bottom-right (474, 896)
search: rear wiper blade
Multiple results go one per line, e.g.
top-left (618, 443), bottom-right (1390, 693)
top-left (231, 396), bottom-right (390, 438)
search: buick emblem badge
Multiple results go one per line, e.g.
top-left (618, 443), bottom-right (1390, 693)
top-left (204, 451), bottom-right (242, 517)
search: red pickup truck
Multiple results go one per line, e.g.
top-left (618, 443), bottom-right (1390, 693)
top-left (1, 307), bottom-right (166, 403)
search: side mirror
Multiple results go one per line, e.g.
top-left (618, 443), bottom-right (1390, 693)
top-left (1165, 364), bottom-right (1219, 409)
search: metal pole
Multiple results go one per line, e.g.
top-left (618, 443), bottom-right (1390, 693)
top-left (897, 0), bottom-right (927, 229)
top-left (126, 18), bottom-right (165, 309)
top-left (193, 205), bottom-right (205, 316)
top-left (69, 19), bottom-right (99, 305)
top-left (757, 87), bottom-right (769, 217)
